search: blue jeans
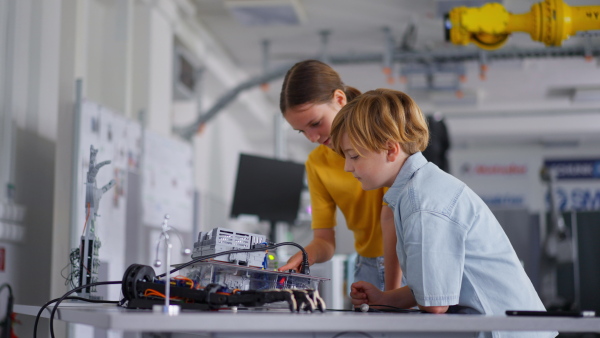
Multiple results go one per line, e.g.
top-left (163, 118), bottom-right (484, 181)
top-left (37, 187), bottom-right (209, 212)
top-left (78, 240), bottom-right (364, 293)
top-left (352, 255), bottom-right (385, 291)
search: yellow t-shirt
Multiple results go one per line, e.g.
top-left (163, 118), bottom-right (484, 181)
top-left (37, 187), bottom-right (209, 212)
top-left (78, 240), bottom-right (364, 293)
top-left (305, 145), bottom-right (387, 258)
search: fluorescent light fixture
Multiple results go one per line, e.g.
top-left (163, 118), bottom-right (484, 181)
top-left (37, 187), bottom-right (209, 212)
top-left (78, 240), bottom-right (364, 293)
top-left (572, 86), bottom-right (600, 102)
top-left (225, 0), bottom-right (306, 26)
top-left (539, 138), bottom-right (580, 148)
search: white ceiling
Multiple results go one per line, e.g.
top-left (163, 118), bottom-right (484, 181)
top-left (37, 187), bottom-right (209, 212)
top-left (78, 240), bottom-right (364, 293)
top-left (187, 0), bottom-right (600, 155)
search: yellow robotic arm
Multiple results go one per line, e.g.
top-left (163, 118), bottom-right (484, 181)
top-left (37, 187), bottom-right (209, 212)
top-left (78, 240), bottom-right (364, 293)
top-left (445, 0), bottom-right (600, 50)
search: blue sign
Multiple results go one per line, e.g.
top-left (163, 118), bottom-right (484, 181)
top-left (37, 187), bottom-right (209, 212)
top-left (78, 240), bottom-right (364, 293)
top-left (546, 187), bottom-right (600, 211)
top-left (544, 159), bottom-right (600, 180)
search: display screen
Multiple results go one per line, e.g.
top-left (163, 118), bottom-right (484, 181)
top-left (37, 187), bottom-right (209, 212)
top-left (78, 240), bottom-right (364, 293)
top-left (231, 153), bottom-right (305, 224)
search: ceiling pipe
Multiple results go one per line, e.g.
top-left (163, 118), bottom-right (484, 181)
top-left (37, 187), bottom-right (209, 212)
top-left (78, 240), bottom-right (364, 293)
top-left (173, 62), bottom-right (295, 140)
top-left (173, 44), bottom-right (600, 140)
top-left (382, 26), bottom-right (395, 84)
top-left (260, 39), bottom-right (271, 92)
top-left (318, 30), bottom-right (331, 64)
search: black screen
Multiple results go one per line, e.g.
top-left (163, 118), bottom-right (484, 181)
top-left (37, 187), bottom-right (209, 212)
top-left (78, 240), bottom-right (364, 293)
top-left (231, 153), bottom-right (305, 224)
top-left (422, 115), bottom-right (450, 173)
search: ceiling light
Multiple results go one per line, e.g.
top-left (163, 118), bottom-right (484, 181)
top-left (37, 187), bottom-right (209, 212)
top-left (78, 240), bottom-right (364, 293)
top-left (225, 0), bottom-right (306, 26)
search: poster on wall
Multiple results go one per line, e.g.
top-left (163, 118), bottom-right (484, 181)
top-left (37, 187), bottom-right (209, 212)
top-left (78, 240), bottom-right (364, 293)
top-left (543, 159), bottom-right (600, 211)
top-left (456, 159), bottom-right (535, 209)
top-left (141, 129), bottom-right (194, 233)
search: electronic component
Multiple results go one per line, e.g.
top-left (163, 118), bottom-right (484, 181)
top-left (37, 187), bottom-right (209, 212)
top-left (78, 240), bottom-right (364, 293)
top-left (70, 145), bottom-right (115, 299)
top-left (192, 227), bottom-right (268, 268)
top-left (121, 263), bottom-right (327, 312)
top-left (122, 228), bottom-right (326, 311)
top-left (180, 260), bottom-right (326, 292)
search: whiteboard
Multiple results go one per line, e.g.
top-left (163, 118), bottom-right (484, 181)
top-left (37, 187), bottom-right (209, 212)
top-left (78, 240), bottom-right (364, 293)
top-left (74, 99), bottom-right (195, 295)
top-left (141, 129), bottom-right (194, 233)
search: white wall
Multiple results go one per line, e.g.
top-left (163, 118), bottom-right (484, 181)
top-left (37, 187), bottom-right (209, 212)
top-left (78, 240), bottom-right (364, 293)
top-left (447, 130), bottom-right (600, 261)
top-left (86, 0), bottom-right (134, 118)
top-left (450, 142), bottom-right (600, 210)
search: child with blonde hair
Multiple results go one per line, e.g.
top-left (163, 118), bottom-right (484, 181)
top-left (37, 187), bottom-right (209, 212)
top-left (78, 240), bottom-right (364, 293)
top-left (330, 88), bottom-right (555, 338)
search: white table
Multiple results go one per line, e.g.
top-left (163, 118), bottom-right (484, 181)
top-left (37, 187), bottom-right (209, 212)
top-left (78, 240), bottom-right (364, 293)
top-left (16, 303), bottom-right (600, 338)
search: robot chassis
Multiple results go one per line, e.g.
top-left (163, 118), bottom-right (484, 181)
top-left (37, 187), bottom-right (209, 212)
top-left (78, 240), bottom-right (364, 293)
top-left (121, 228), bottom-right (327, 313)
top-left (121, 263), bottom-right (326, 313)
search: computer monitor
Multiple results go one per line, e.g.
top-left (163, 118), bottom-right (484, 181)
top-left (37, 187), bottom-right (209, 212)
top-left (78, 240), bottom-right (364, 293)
top-left (231, 153), bottom-right (305, 225)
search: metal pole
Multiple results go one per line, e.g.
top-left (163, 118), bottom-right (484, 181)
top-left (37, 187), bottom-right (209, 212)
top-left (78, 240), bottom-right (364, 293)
top-left (164, 232), bottom-right (171, 308)
top-left (153, 215), bottom-right (180, 315)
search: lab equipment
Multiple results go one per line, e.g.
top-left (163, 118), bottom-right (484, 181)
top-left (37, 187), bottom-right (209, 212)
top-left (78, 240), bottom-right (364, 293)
top-left (192, 227), bottom-right (267, 268)
top-left (445, 0), bottom-right (600, 50)
top-left (230, 154), bottom-right (305, 240)
top-left (122, 227), bottom-right (327, 311)
top-left (73, 145), bottom-right (115, 298)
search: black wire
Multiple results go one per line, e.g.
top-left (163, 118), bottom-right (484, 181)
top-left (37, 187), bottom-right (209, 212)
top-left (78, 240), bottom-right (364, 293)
top-left (331, 331), bottom-right (374, 338)
top-left (363, 304), bottom-right (423, 313)
top-left (35, 241), bottom-right (309, 337)
top-left (324, 308), bottom-right (354, 312)
top-left (289, 225), bottom-right (313, 247)
top-left (42, 242), bottom-right (308, 337)
top-left (1, 283), bottom-right (14, 338)
top-left (34, 296), bottom-right (118, 338)
top-left (0, 283), bottom-right (14, 295)
top-left (157, 241), bottom-right (310, 278)
top-left (49, 281), bottom-right (121, 338)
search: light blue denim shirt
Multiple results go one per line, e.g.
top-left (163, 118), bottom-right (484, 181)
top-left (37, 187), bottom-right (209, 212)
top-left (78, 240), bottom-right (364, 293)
top-left (384, 152), bottom-right (556, 338)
